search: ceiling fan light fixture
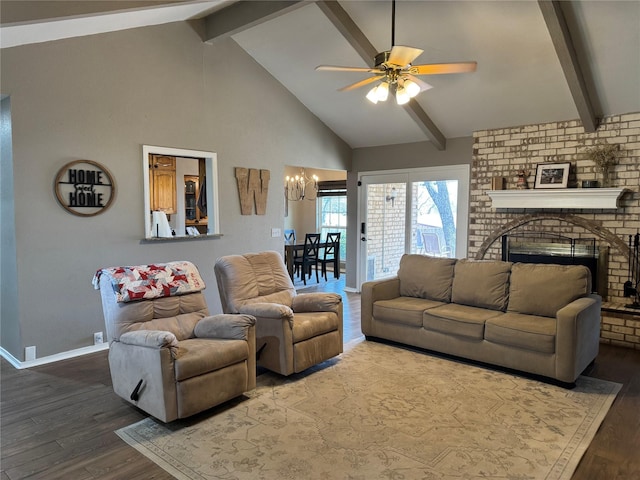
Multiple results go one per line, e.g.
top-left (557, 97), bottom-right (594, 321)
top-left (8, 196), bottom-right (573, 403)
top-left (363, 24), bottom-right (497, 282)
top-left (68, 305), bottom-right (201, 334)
top-left (366, 86), bottom-right (380, 104)
top-left (395, 86), bottom-right (411, 105)
top-left (376, 82), bottom-right (390, 101)
top-left (403, 79), bottom-right (421, 98)
top-left (316, 0), bottom-right (477, 107)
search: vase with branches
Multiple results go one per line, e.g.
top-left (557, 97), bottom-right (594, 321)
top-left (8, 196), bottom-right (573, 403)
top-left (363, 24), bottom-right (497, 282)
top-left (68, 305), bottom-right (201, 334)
top-left (584, 141), bottom-right (619, 187)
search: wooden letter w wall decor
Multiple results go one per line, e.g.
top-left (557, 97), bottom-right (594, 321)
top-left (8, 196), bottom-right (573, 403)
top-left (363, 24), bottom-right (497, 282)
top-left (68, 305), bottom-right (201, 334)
top-left (235, 167), bottom-right (270, 215)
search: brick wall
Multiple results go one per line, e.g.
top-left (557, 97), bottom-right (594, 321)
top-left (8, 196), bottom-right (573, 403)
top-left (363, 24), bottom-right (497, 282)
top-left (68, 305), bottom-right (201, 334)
top-left (470, 112), bottom-right (640, 349)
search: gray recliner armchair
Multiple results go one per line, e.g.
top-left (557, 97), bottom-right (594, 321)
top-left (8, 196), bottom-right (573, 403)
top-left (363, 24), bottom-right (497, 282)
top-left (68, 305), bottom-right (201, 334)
top-left (94, 261), bottom-right (256, 423)
top-left (214, 251), bottom-right (343, 376)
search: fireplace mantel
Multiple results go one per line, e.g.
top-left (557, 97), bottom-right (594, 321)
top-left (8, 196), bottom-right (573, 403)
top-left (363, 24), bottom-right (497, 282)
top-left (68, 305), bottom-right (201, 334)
top-left (487, 188), bottom-right (626, 209)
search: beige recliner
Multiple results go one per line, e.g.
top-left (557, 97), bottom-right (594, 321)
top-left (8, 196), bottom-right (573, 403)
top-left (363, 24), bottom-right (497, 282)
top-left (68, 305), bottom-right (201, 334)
top-left (214, 251), bottom-right (343, 376)
top-left (95, 261), bottom-right (256, 423)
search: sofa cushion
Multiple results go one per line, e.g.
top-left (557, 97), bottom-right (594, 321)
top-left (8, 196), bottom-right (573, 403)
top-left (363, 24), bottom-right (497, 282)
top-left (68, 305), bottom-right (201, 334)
top-left (451, 260), bottom-right (512, 311)
top-left (398, 254), bottom-right (457, 302)
top-left (485, 312), bottom-right (556, 354)
top-left (374, 297), bottom-right (444, 327)
top-left (508, 263), bottom-right (591, 318)
top-left (423, 304), bottom-right (504, 340)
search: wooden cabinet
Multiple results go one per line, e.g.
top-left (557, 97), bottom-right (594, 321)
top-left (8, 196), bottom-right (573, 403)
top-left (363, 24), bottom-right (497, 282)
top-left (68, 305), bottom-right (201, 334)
top-left (149, 155), bottom-right (176, 214)
top-left (184, 175), bottom-right (208, 234)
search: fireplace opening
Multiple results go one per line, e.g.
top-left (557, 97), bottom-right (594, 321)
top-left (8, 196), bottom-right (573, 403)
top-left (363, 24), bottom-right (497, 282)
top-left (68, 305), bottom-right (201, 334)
top-left (501, 232), bottom-right (607, 296)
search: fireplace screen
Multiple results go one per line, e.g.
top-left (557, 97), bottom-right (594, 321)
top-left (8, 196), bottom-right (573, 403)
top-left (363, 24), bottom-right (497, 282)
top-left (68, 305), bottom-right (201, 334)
top-left (502, 233), bottom-right (602, 294)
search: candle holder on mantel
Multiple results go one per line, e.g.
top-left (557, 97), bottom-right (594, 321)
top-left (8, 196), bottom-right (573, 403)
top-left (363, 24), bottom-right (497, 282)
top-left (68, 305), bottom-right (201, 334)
top-left (623, 233), bottom-right (640, 309)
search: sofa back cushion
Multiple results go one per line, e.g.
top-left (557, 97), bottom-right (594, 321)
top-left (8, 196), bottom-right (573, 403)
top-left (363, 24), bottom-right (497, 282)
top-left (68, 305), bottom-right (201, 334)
top-left (398, 254), bottom-right (457, 302)
top-left (451, 260), bottom-right (512, 311)
top-left (507, 263), bottom-right (592, 318)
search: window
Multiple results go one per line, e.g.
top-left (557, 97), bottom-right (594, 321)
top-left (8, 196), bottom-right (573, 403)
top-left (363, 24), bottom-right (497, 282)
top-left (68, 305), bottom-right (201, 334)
top-left (317, 181), bottom-right (347, 262)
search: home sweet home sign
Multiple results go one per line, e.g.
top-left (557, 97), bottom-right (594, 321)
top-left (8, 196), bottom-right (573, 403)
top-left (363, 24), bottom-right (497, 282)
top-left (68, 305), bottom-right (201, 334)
top-left (54, 160), bottom-right (116, 216)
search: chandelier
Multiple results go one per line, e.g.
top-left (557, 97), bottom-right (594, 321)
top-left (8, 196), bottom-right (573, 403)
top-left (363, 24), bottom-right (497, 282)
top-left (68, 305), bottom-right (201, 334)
top-left (285, 169), bottom-right (318, 202)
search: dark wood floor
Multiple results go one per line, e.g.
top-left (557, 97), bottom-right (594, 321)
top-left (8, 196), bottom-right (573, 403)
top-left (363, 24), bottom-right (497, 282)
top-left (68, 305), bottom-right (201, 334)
top-left (2, 278), bottom-right (639, 480)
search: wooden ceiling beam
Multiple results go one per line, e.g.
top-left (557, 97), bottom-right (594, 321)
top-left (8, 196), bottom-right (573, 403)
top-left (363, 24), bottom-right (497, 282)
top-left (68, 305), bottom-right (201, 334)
top-left (538, 0), bottom-right (600, 132)
top-left (316, 0), bottom-right (446, 150)
top-left (200, 1), bottom-right (306, 43)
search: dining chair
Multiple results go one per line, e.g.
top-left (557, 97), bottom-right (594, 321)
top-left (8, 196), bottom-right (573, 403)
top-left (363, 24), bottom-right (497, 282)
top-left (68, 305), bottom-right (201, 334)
top-left (294, 233), bottom-right (320, 285)
top-left (284, 229), bottom-right (296, 245)
top-left (283, 229), bottom-right (298, 270)
top-left (318, 232), bottom-right (340, 281)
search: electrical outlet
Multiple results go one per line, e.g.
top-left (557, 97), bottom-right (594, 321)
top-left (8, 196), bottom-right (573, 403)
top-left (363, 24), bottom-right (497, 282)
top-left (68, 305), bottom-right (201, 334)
top-left (25, 346), bottom-right (36, 361)
top-left (94, 331), bottom-right (104, 345)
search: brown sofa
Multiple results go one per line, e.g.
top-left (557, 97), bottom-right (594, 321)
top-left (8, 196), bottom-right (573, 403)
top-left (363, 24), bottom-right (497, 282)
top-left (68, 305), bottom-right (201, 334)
top-left (361, 254), bottom-right (602, 384)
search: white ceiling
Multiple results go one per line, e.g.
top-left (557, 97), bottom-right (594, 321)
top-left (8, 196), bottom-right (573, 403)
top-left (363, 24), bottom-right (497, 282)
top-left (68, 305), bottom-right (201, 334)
top-left (2, 0), bottom-right (639, 149)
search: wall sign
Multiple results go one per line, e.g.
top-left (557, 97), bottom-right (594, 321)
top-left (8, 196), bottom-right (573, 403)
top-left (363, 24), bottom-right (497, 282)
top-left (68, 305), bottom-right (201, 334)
top-left (54, 160), bottom-right (116, 216)
top-left (235, 167), bottom-right (269, 215)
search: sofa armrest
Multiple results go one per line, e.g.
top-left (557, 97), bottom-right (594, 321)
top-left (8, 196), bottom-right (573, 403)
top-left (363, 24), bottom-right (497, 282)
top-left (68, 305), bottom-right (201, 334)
top-left (238, 302), bottom-right (294, 319)
top-left (292, 293), bottom-right (342, 314)
top-left (361, 277), bottom-right (401, 336)
top-left (119, 330), bottom-right (178, 349)
top-left (555, 293), bottom-right (602, 383)
top-left (194, 314), bottom-right (256, 340)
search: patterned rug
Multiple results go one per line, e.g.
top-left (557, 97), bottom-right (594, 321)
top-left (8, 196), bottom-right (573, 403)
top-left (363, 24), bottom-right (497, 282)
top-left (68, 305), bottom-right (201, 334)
top-left (116, 340), bottom-right (620, 480)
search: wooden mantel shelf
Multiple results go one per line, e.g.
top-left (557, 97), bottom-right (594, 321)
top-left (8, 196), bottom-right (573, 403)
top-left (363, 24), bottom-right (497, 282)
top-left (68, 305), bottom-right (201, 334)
top-left (487, 188), bottom-right (626, 209)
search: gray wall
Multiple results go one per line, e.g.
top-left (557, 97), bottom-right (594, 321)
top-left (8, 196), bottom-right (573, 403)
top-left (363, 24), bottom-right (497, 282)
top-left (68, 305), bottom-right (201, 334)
top-left (0, 21), bottom-right (351, 361)
top-left (345, 137), bottom-right (474, 289)
top-left (1, 97), bottom-right (20, 357)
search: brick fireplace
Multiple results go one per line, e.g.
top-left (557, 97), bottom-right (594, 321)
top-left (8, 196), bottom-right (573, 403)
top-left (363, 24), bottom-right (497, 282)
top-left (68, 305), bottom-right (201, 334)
top-left (469, 112), bottom-right (640, 349)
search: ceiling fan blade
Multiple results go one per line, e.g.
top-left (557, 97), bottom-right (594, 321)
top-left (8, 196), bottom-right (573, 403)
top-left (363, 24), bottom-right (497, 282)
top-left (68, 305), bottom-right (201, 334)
top-left (338, 75), bottom-right (385, 92)
top-left (388, 45), bottom-right (424, 67)
top-left (408, 62), bottom-right (477, 75)
top-left (404, 74), bottom-right (433, 92)
top-left (316, 65), bottom-right (382, 73)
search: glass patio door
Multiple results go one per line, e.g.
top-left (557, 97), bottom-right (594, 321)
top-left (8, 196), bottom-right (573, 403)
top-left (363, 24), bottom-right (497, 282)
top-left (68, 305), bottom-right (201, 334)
top-left (359, 175), bottom-right (407, 282)
top-left (358, 165), bottom-right (469, 289)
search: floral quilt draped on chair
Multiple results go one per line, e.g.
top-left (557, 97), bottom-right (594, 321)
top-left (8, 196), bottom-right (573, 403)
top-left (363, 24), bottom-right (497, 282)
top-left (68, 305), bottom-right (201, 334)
top-left (92, 261), bottom-right (205, 303)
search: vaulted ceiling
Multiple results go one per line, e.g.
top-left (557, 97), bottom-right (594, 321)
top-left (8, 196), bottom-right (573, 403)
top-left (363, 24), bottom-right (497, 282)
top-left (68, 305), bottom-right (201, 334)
top-left (2, 0), bottom-right (639, 150)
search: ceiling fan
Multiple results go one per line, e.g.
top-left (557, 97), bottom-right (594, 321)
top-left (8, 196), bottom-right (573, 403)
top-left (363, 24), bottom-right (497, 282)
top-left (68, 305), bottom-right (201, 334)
top-left (316, 0), bottom-right (477, 105)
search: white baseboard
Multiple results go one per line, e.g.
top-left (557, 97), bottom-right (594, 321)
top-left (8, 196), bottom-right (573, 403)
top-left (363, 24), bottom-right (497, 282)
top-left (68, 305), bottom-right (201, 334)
top-left (0, 343), bottom-right (109, 369)
top-left (343, 286), bottom-right (359, 293)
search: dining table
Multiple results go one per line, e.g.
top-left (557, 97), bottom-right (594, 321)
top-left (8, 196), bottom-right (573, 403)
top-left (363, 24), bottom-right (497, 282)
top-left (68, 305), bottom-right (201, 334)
top-left (284, 241), bottom-right (340, 281)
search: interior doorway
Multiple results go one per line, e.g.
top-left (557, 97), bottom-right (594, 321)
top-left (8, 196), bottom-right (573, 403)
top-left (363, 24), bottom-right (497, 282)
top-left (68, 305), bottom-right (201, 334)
top-left (284, 166), bottom-right (347, 277)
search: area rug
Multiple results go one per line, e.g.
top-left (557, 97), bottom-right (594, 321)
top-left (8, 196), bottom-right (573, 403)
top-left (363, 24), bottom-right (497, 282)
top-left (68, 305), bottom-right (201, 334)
top-left (116, 340), bottom-right (621, 480)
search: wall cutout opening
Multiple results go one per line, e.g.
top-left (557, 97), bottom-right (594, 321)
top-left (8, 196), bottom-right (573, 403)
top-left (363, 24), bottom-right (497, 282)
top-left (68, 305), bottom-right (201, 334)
top-left (142, 145), bottom-right (219, 239)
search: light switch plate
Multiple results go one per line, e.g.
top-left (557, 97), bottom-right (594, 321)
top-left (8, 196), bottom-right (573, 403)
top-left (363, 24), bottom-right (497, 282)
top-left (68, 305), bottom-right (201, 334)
top-left (271, 228), bottom-right (281, 238)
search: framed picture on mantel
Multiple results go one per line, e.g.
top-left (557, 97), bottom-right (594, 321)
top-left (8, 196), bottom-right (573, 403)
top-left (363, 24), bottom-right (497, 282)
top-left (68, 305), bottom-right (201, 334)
top-left (534, 162), bottom-right (570, 189)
